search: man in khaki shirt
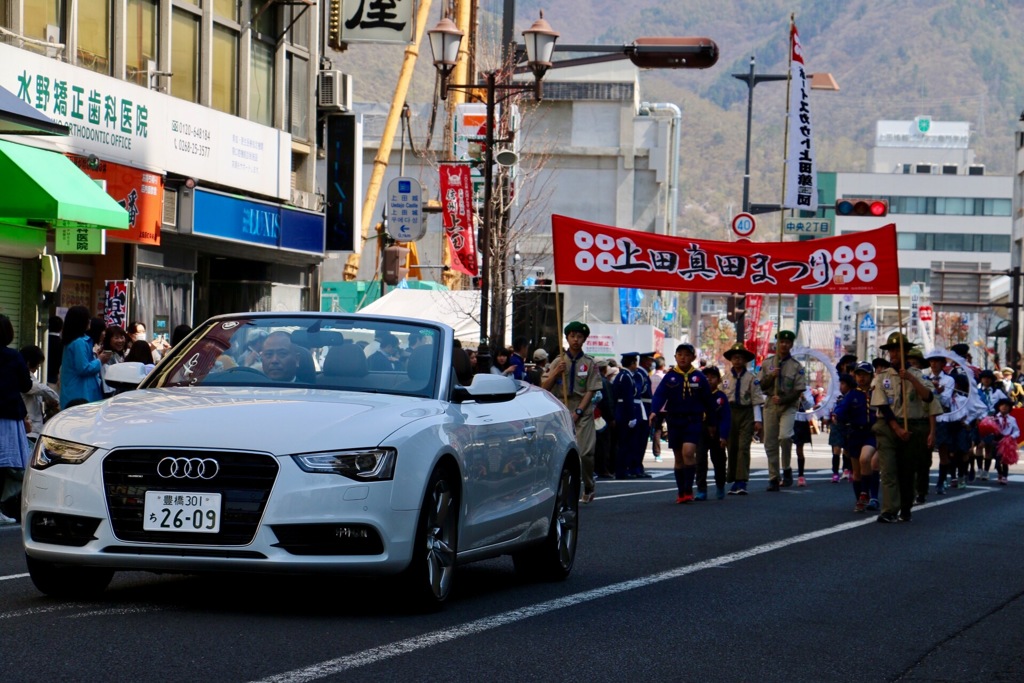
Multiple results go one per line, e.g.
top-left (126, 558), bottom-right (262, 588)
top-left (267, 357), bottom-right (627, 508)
top-left (758, 330), bottom-right (806, 491)
top-left (870, 332), bottom-right (943, 523)
top-left (721, 342), bottom-right (764, 495)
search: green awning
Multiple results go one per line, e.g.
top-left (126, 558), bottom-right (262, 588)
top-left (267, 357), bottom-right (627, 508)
top-left (0, 139), bottom-right (128, 230)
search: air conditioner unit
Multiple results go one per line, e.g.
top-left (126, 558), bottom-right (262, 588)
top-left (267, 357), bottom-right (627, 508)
top-left (968, 164), bottom-right (985, 176)
top-left (914, 163), bottom-right (934, 174)
top-left (162, 188), bottom-right (178, 227)
top-left (318, 70), bottom-right (352, 112)
top-left (942, 164), bottom-right (958, 175)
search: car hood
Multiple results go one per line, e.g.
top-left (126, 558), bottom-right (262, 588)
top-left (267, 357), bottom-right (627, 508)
top-left (42, 387), bottom-right (442, 453)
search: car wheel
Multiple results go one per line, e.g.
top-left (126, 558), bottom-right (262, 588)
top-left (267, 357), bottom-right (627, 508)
top-left (401, 466), bottom-right (459, 609)
top-left (513, 458), bottom-right (579, 581)
top-left (25, 554), bottom-right (114, 599)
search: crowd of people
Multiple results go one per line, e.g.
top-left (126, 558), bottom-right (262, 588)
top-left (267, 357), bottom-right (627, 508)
top-left (0, 308), bottom-right (190, 525)
top-left (538, 321), bottom-right (1021, 523)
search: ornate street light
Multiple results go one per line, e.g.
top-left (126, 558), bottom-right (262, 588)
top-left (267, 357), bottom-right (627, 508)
top-left (428, 13), bottom-right (559, 367)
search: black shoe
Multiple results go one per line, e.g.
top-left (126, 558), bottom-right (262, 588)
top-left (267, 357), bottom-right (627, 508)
top-left (781, 469), bottom-right (793, 487)
top-left (766, 479), bottom-right (781, 492)
top-left (899, 511), bottom-right (912, 522)
top-left (876, 512), bottom-right (899, 524)
top-left (637, 472), bottom-right (653, 479)
top-left (914, 495), bottom-right (926, 505)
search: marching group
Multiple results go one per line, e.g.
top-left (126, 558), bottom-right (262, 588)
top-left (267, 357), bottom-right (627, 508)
top-left (541, 321), bottom-right (1020, 524)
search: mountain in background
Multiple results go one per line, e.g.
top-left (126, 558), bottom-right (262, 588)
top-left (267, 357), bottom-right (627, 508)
top-left (330, 0), bottom-right (1024, 240)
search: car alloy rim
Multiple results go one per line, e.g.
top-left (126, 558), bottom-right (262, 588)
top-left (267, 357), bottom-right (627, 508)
top-left (426, 478), bottom-right (456, 598)
top-left (555, 467), bottom-right (578, 569)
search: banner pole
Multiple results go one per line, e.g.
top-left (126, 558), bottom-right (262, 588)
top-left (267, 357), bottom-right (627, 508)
top-left (554, 280), bottom-right (568, 406)
top-left (774, 13), bottom-right (796, 397)
top-left (896, 289), bottom-right (909, 429)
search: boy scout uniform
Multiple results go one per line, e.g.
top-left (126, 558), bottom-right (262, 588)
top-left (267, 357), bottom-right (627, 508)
top-left (870, 332), bottom-right (943, 521)
top-left (549, 321), bottom-right (603, 497)
top-left (758, 331), bottom-right (806, 487)
top-left (721, 342), bottom-right (764, 487)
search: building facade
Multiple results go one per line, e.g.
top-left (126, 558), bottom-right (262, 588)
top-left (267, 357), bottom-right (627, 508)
top-left (0, 0), bottom-right (324, 351)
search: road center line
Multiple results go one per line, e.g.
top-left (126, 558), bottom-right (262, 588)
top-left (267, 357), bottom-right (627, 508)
top-left (250, 488), bottom-right (994, 683)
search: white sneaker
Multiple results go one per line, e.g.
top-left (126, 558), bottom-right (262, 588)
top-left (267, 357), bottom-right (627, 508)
top-left (0, 511), bottom-right (17, 525)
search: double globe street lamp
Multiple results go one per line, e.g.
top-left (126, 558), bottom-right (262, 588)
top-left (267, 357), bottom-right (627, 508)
top-left (428, 13), bottom-right (560, 368)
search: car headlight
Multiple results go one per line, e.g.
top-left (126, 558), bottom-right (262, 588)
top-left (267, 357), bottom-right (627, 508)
top-left (291, 448), bottom-right (396, 481)
top-left (33, 436), bottom-right (98, 469)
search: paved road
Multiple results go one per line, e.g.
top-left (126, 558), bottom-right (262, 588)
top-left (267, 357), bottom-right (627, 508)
top-left (3, 436), bottom-right (1023, 682)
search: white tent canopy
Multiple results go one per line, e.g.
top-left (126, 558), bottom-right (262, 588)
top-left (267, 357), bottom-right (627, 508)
top-left (359, 289), bottom-right (509, 347)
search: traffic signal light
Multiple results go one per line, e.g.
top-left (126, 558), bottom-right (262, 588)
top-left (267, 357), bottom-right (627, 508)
top-left (383, 246), bottom-right (409, 286)
top-left (835, 197), bottom-right (888, 217)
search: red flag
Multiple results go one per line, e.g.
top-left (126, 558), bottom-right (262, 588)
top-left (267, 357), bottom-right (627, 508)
top-left (744, 294), bottom-right (763, 347)
top-left (440, 163), bottom-right (478, 276)
top-left (551, 214), bottom-right (899, 295)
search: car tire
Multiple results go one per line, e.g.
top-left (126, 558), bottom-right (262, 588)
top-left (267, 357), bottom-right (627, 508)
top-left (513, 458), bottom-right (580, 581)
top-left (400, 465), bottom-right (459, 610)
top-left (25, 554), bottom-right (114, 599)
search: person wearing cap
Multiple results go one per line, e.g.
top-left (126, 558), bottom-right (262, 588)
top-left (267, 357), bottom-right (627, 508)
top-left (834, 364), bottom-right (878, 512)
top-left (613, 352), bottom-right (645, 479)
top-left (998, 367), bottom-right (1023, 407)
top-left (829, 355), bottom-right (858, 484)
top-left (870, 331), bottom-right (942, 523)
top-left (542, 321), bottom-right (602, 502)
top-left (757, 330), bottom-right (806, 491)
top-left (924, 349), bottom-right (958, 495)
top-left (650, 343), bottom-right (717, 504)
top-left (721, 342), bottom-right (763, 495)
top-left (527, 347), bottom-right (549, 386)
top-left (990, 396), bottom-right (1019, 485)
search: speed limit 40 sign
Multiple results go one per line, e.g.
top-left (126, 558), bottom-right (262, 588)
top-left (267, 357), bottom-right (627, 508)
top-left (732, 212), bottom-right (756, 238)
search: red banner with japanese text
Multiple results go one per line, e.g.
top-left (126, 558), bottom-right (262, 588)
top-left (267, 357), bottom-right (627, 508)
top-left (743, 294), bottom-right (764, 354)
top-left (68, 154), bottom-right (163, 245)
top-left (551, 214), bottom-right (899, 295)
top-left (103, 280), bottom-right (130, 329)
top-left (440, 163), bottom-right (478, 277)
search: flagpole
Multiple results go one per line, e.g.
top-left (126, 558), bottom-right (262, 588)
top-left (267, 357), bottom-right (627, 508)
top-left (554, 280), bottom-right (569, 406)
top-left (774, 13), bottom-right (796, 397)
top-left (896, 290), bottom-right (909, 429)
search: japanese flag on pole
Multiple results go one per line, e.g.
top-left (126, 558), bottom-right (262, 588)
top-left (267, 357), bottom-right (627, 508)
top-left (784, 21), bottom-right (817, 213)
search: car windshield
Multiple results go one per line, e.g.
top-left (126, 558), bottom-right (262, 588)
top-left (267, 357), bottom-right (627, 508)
top-left (146, 315), bottom-right (442, 399)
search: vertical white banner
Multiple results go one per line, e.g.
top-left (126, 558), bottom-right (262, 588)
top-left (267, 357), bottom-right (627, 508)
top-left (784, 22), bottom-right (818, 212)
top-left (909, 282), bottom-right (922, 341)
top-left (839, 294), bottom-right (856, 349)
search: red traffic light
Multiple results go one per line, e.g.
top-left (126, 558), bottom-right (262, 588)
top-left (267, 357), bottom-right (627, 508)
top-left (628, 37), bottom-right (720, 69)
top-left (835, 198), bottom-right (888, 217)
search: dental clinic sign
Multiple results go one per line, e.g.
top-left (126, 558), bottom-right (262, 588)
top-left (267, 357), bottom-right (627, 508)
top-left (0, 42), bottom-right (289, 200)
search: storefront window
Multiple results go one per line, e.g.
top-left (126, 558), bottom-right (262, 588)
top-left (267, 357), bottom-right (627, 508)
top-left (22, 0), bottom-right (64, 47)
top-left (212, 24), bottom-right (238, 115)
top-left (77, 0), bottom-right (111, 75)
top-left (171, 8), bottom-right (200, 103)
top-left (250, 39), bottom-right (275, 126)
top-left (135, 267), bottom-right (195, 339)
top-left (126, 0), bottom-right (159, 87)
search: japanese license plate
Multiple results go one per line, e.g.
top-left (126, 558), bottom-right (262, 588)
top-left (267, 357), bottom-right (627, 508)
top-left (143, 491), bottom-right (222, 533)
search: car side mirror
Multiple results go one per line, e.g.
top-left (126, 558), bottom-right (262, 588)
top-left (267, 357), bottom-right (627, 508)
top-left (103, 362), bottom-right (149, 393)
top-left (451, 374), bottom-right (518, 404)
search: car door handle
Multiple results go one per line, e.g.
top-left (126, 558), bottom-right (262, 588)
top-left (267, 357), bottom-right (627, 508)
top-left (522, 425), bottom-right (537, 436)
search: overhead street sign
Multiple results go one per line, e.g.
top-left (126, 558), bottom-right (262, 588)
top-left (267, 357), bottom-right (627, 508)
top-left (784, 218), bottom-right (832, 237)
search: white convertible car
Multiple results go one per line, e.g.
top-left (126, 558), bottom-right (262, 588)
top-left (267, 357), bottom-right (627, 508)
top-left (23, 312), bottom-right (580, 607)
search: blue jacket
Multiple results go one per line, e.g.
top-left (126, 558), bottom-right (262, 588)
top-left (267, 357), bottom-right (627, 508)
top-left (833, 387), bottom-right (873, 430)
top-left (0, 346), bottom-right (31, 420)
top-left (706, 389), bottom-right (732, 440)
top-left (60, 335), bottom-right (104, 408)
top-left (612, 367), bottom-right (642, 423)
top-left (651, 366), bottom-right (716, 418)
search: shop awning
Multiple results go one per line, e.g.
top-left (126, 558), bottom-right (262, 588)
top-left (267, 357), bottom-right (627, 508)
top-left (0, 139), bottom-right (128, 230)
top-left (0, 85), bottom-right (69, 135)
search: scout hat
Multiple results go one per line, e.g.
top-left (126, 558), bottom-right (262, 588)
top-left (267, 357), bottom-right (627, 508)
top-left (723, 341), bottom-right (755, 362)
top-left (776, 330), bottom-right (796, 342)
top-left (563, 321), bottom-right (590, 338)
top-left (906, 348), bottom-right (925, 361)
top-left (879, 331), bottom-right (917, 351)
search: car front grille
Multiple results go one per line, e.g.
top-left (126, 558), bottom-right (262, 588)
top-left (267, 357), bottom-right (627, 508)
top-left (103, 449), bottom-right (279, 546)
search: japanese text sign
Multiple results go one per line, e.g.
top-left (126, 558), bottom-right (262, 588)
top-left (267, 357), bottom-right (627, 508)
top-left (341, 0), bottom-right (414, 44)
top-left (440, 163), bottom-right (478, 276)
top-left (551, 215), bottom-right (899, 295)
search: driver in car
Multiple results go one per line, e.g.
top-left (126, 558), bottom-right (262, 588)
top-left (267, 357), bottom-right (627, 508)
top-left (261, 332), bottom-right (299, 382)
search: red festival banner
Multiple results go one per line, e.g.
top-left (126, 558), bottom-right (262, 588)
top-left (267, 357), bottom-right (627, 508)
top-left (440, 163), bottom-right (478, 277)
top-left (68, 154), bottom-right (164, 245)
top-left (551, 215), bottom-right (899, 295)
top-left (743, 294), bottom-right (764, 352)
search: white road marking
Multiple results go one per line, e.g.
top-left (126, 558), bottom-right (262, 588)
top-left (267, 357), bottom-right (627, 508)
top-left (0, 573), bottom-right (28, 582)
top-left (249, 488), bottom-right (995, 683)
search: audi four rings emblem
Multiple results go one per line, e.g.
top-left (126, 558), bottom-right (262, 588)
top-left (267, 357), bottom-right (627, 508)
top-left (157, 457), bottom-right (220, 479)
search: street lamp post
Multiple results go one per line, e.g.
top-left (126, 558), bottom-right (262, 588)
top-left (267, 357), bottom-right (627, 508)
top-left (428, 14), bottom-right (559, 371)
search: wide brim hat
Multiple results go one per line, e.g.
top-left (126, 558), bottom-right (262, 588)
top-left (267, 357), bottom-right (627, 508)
top-left (924, 349), bottom-right (947, 361)
top-left (994, 397), bottom-right (1013, 411)
top-left (723, 342), bottom-right (755, 362)
top-left (776, 330), bottom-right (796, 342)
top-left (880, 331), bottom-right (917, 351)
